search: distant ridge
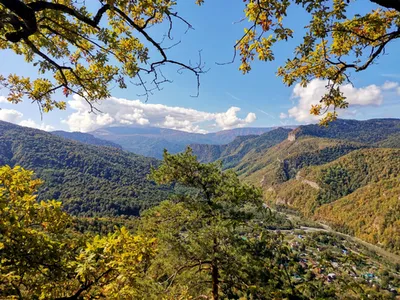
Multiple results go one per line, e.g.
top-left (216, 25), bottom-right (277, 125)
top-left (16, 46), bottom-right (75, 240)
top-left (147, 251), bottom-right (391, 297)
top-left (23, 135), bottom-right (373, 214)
top-left (88, 125), bottom-right (296, 158)
top-left (191, 128), bottom-right (292, 168)
top-left (287, 118), bottom-right (400, 144)
top-left (52, 131), bottom-right (122, 149)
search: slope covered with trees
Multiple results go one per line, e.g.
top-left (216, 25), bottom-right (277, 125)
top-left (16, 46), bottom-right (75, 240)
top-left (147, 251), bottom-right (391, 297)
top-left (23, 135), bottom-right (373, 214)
top-left (290, 119), bottom-right (400, 144)
top-left (191, 119), bottom-right (400, 185)
top-left (237, 137), bottom-right (365, 185)
top-left (0, 121), bottom-right (172, 216)
top-left (220, 119), bottom-right (400, 186)
top-left (265, 148), bottom-right (400, 254)
top-left (189, 119), bottom-right (400, 253)
top-left (315, 178), bottom-right (400, 254)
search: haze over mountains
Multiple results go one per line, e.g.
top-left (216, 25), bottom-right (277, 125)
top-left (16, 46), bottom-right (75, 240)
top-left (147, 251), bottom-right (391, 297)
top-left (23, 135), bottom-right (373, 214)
top-left (60, 126), bottom-right (294, 159)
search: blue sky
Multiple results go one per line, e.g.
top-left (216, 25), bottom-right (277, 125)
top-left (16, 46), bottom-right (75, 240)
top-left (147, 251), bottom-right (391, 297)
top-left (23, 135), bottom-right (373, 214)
top-left (0, 1), bottom-right (400, 133)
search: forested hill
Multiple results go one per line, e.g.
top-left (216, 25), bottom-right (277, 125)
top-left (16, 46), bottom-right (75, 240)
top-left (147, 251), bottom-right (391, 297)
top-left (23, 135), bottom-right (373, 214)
top-left (188, 118), bottom-right (400, 253)
top-left (52, 131), bottom-right (122, 149)
top-left (191, 119), bottom-right (400, 180)
top-left (0, 121), bottom-right (172, 217)
top-left (289, 118), bottom-right (400, 144)
top-left (266, 148), bottom-right (400, 254)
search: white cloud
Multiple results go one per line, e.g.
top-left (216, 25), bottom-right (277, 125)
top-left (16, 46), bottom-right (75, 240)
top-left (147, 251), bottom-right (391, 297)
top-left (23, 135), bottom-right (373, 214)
top-left (279, 112), bottom-right (288, 119)
top-left (287, 79), bottom-right (389, 123)
top-left (63, 95), bottom-right (257, 133)
top-left (0, 108), bottom-right (54, 131)
top-left (214, 107), bottom-right (256, 130)
top-left (382, 81), bottom-right (399, 90)
top-left (19, 119), bottom-right (55, 131)
top-left (0, 96), bottom-right (7, 103)
top-left (0, 108), bottom-right (23, 123)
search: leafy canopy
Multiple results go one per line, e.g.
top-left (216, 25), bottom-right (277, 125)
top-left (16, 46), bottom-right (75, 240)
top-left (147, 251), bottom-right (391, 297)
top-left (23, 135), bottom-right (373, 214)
top-left (0, 165), bottom-right (157, 299)
top-left (0, 0), bottom-right (204, 112)
top-left (233, 0), bottom-right (400, 124)
top-left (1, 0), bottom-right (399, 123)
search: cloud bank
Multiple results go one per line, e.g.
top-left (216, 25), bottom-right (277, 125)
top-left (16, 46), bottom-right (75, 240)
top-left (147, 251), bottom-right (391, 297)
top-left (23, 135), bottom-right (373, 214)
top-left (0, 108), bottom-right (54, 131)
top-left (64, 95), bottom-right (257, 133)
top-left (285, 79), bottom-right (397, 123)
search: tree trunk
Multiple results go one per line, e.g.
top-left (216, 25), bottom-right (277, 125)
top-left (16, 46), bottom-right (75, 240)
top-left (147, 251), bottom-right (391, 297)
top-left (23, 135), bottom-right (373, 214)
top-left (211, 263), bottom-right (219, 300)
top-left (211, 237), bottom-right (219, 300)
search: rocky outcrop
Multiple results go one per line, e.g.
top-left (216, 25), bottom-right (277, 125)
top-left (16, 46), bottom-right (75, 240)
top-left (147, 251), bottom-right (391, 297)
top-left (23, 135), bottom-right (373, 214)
top-left (295, 172), bottom-right (320, 190)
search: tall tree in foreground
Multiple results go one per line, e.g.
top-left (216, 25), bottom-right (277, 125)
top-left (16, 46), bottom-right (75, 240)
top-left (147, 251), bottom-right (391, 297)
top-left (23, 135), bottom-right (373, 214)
top-left (138, 149), bottom-right (395, 299)
top-left (139, 148), bottom-right (305, 299)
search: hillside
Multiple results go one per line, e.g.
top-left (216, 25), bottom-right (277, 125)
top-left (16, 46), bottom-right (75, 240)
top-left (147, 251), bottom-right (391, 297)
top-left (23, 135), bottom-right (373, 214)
top-left (239, 136), bottom-right (366, 186)
top-left (191, 128), bottom-right (292, 168)
top-left (0, 121), bottom-right (172, 217)
top-left (52, 131), bottom-right (122, 149)
top-left (289, 118), bottom-right (400, 144)
top-left (315, 178), bottom-right (400, 254)
top-left (90, 126), bottom-right (286, 158)
top-left (265, 148), bottom-right (400, 254)
top-left (227, 119), bottom-right (400, 186)
top-left (191, 119), bottom-right (400, 184)
top-left (189, 118), bottom-right (400, 253)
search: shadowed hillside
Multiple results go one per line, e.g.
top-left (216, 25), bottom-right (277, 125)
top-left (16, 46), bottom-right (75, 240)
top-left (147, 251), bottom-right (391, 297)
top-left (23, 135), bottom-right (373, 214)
top-left (0, 121), bottom-right (172, 217)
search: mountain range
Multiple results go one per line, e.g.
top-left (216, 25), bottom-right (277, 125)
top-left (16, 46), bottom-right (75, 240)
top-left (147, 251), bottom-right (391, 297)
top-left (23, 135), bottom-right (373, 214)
top-left (1, 118), bottom-right (399, 254)
top-left (85, 126), bottom-right (294, 158)
top-left (52, 130), bottom-right (122, 149)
